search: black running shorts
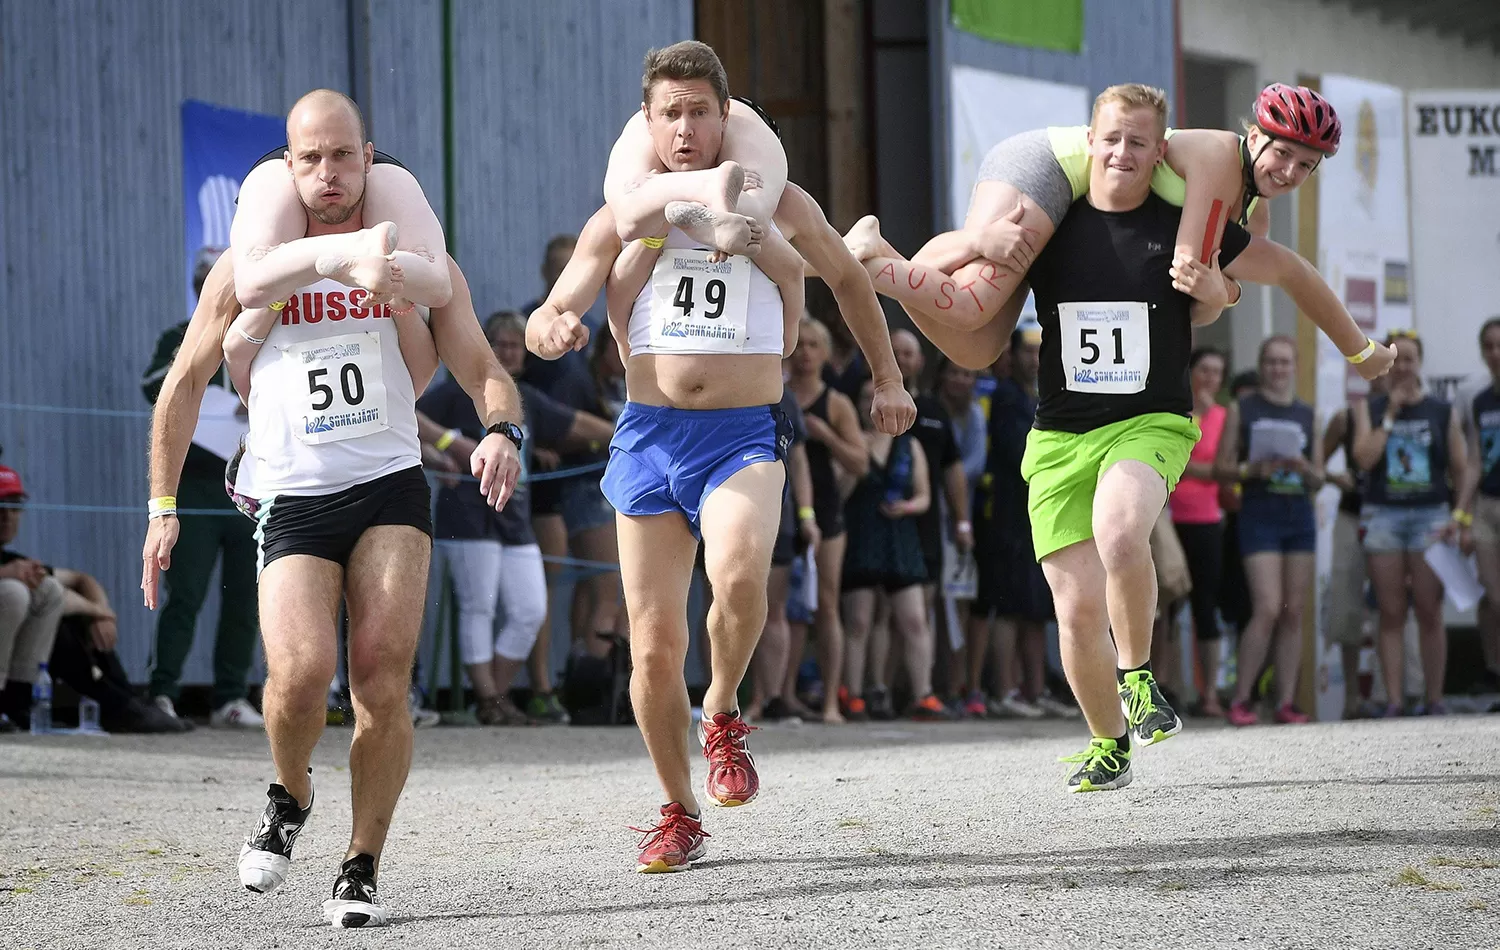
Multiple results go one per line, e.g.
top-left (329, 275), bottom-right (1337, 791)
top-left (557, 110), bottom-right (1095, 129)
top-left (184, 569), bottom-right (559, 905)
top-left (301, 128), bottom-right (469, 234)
top-left (255, 466), bottom-right (432, 571)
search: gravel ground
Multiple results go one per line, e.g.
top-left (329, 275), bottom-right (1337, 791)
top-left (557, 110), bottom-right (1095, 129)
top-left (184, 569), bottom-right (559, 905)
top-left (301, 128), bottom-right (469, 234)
top-left (2, 713), bottom-right (1498, 949)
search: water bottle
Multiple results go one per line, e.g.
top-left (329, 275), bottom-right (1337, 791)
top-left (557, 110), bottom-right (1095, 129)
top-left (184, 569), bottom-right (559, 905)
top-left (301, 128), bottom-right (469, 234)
top-left (30, 663), bottom-right (52, 735)
top-left (77, 696), bottom-right (103, 735)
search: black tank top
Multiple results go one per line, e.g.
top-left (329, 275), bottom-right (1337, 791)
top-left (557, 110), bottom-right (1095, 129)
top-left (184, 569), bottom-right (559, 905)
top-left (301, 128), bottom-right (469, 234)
top-left (1237, 393), bottom-right (1314, 499)
top-left (1473, 385), bottom-right (1500, 499)
top-left (1365, 393), bottom-right (1451, 507)
top-left (801, 386), bottom-right (843, 532)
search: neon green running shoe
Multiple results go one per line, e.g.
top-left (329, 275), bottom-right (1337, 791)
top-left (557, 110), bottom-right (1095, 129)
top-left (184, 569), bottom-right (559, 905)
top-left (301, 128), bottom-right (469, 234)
top-left (1060, 737), bottom-right (1133, 792)
top-left (1118, 670), bottom-right (1183, 746)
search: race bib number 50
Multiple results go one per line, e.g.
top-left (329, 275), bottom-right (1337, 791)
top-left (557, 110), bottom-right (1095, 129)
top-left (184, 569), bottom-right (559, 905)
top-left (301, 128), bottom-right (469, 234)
top-left (284, 331), bottom-right (389, 444)
top-left (649, 249), bottom-right (751, 353)
top-left (1058, 301), bottom-right (1150, 394)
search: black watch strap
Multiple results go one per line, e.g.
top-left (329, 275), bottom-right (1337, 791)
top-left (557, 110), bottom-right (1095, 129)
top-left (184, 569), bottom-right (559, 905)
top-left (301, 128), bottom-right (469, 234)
top-left (485, 422), bottom-right (524, 450)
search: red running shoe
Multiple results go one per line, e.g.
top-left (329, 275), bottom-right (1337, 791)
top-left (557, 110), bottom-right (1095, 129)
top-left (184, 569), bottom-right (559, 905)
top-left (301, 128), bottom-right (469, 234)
top-left (698, 711), bottom-right (760, 807)
top-left (1226, 700), bottom-right (1259, 727)
top-left (632, 803), bottom-right (709, 874)
top-left (1274, 702), bottom-right (1310, 724)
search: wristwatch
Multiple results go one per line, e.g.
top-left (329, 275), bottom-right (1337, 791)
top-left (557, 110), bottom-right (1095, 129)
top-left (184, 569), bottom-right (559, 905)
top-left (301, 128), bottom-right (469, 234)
top-left (485, 421), bottom-right (525, 450)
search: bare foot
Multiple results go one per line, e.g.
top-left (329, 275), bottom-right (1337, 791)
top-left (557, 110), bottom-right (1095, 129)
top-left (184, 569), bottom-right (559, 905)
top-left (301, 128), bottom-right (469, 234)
top-left (665, 200), bottom-right (761, 257)
top-left (315, 221), bottom-right (401, 295)
top-left (843, 214), bottom-right (884, 262)
top-left (821, 706), bottom-right (846, 725)
top-left (363, 220), bottom-right (399, 257)
top-left (714, 161), bottom-right (745, 212)
top-left (340, 256), bottom-right (404, 301)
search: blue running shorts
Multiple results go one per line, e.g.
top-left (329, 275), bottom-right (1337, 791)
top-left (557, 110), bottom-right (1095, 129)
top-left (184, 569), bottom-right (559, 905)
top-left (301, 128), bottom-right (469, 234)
top-left (602, 402), bottom-right (790, 537)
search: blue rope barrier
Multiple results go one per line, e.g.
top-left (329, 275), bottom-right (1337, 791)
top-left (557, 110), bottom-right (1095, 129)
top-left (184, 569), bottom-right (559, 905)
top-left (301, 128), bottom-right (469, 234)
top-left (0, 402), bottom-right (607, 480)
top-left (0, 401), bottom-right (152, 419)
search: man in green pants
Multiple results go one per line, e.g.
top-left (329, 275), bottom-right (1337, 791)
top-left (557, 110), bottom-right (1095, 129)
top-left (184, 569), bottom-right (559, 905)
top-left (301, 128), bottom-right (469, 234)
top-left (141, 249), bottom-right (262, 729)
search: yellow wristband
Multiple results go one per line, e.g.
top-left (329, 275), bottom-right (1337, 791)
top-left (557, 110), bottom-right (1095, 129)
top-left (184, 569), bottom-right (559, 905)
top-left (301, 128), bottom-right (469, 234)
top-left (1454, 509), bottom-right (1474, 528)
top-left (798, 506), bottom-right (816, 522)
top-left (1346, 338), bottom-right (1377, 364)
top-left (435, 429), bottom-right (459, 452)
top-left (268, 300), bottom-right (287, 311)
top-left (640, 236), bottom-right (666, 249)
top-left (148, 496), bottom-right (177, 517)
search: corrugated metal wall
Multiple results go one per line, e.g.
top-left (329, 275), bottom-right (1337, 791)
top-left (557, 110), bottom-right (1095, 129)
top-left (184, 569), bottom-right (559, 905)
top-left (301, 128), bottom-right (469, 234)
top-left (0, 0), bottom-right (690, 685)
top-left (449, 0), bottom-right (694, 313)
top-left (927, 0), bottom-right (1178, 227)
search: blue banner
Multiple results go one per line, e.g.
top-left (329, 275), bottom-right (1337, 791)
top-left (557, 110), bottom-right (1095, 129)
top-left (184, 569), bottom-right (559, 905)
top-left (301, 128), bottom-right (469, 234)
top-left (180, 100), bottom-right (283, 317)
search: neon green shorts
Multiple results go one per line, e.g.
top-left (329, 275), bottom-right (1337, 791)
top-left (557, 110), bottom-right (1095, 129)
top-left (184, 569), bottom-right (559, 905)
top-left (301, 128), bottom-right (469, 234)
top-left (1021, 413), bottom-right (1200, 561)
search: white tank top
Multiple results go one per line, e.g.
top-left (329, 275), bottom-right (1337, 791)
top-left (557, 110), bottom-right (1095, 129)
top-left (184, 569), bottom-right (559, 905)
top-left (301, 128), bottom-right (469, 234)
top-left (627, 227), bottom-right (784, 356)
top-left (234, 278), bottom-right (421, 498)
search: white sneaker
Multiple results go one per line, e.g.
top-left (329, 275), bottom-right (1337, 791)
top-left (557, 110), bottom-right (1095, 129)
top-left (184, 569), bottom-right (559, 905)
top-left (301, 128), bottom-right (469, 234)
top-left (1035, 693), bottom-right (1082, 719)
top-left (212, 698), bottom-right (265, 729)
top-left (408, 686), bottom-right (440, 728)
top-left (993, 691), bottom-right (1045, 720)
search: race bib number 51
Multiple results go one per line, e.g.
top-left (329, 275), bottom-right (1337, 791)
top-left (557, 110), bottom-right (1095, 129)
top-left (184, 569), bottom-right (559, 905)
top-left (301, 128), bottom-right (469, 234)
top-left (284, 331), bottom-right (389, 444)
top-left (1058, 301), bottom-right (1150, 394)
top-left (649, 249), bottom-right (751, 353)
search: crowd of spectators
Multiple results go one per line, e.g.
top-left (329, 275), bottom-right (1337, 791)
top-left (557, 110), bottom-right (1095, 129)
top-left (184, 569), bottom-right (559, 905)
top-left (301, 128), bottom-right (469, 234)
top-left (5, 237), bottom-right (1499, 735)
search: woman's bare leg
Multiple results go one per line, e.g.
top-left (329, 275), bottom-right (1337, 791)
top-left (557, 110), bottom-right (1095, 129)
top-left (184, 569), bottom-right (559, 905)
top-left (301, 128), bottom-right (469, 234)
top-left (230, 160), bottom-right (402, 308)
top-left (719, 101), bottom-right (787, 223)
top-left (362, 164), bottom-right (452, 307)
top-left (842, 589), bottom-right (876, 700)
top-left (1408, 552), bottom-right (1448, 705)
top-left (891, 586), bottom-right (935, 699)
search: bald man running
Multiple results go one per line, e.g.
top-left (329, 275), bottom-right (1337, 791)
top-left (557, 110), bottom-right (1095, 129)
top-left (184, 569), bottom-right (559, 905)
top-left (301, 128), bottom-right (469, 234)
top-left (142, 93), bottom-right (522, 928)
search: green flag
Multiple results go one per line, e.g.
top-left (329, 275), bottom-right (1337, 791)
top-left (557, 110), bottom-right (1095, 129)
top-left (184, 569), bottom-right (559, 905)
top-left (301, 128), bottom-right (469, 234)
top-left (950, 0), bottom-right (1084, 53)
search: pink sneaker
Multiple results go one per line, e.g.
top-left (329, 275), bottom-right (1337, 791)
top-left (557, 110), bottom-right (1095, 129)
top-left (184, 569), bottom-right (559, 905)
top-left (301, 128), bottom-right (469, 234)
top-left (1274, 703), bottom-right (1310, 724)
top-left (1226, 700), bottom-right (1259, 727)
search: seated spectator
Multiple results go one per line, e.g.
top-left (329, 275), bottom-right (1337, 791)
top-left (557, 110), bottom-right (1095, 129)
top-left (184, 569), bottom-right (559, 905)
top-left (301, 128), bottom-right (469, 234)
top-left (1352, 331), bottom-right (1466, 717)
top-left (840, 378), bottom-right (953, 721)
top-left (417, 312), bottom-right (614, 725)
top-left (0, 465), bottom-right (183, 733)
top-left (0, 466), bottom-right (63, 731)
top-left (1216, 337), bottom-right (1324, 725)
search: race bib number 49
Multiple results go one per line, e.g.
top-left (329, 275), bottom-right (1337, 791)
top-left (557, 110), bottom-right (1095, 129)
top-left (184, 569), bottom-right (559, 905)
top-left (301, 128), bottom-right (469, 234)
top-left (649, 249), bottom-right (751, 353)
top-left (284, 331), bottom-right (389, 444)
top-left (1058, 301), bottom-right (1150, 394)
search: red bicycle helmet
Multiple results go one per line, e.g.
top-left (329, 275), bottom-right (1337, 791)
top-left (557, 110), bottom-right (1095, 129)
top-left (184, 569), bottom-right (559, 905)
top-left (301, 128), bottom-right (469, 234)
top-left (1253, 83), bottom-right (1341, 156)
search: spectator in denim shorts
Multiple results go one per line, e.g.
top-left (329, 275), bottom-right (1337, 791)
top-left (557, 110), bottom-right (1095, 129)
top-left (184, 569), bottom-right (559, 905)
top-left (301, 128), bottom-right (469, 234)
top-left (1215, 337), bottom-right (1323, 726)
top-left (1351, 332), bottom-right (1468, 716)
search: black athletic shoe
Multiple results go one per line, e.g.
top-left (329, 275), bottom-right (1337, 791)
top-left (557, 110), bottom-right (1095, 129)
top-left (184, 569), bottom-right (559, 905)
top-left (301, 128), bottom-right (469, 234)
top-left (237, 772), bottom-right (313, 893)
top-left (866, 686), bottom-right (896, 721)
top-left (322, 853), bottom-right (388, 928)
top-left (1060, 737), bottom-right (1133, 792)
top-left (758, 697), bottom-right (802, 723)
top-left (1118, 670), bottom-right (1183, 746)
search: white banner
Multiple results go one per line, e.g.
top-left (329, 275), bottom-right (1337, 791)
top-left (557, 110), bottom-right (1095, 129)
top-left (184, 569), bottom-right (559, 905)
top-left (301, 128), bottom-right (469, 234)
top-left (948, 66), bottom-right (1089, 229)
top-left (1408, 91), bottom-right (1500, 381)
top-left (1312, 76), bottom-right (1412, 722)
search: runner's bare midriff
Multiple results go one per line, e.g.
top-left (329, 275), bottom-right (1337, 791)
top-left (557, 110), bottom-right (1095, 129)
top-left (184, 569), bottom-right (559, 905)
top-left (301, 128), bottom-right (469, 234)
top-left (626, 353), bottom-right (783, 409)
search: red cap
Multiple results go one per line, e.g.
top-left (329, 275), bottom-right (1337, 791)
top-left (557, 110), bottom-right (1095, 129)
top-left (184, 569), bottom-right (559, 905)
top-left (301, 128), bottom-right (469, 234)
top-left (0, 466), bottom-right (26, 500)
